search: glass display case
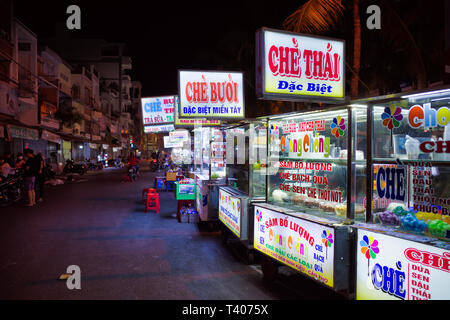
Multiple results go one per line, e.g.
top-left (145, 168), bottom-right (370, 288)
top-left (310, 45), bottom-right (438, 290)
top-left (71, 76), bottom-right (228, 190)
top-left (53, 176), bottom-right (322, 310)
top-left (193, 127), bottom-right (227, 222)
top-left (353, 87), bottom-right (450, 300)
top-left (219, 121), bottom-right (267, 262)
top-left (253, 107), bottom-right (362, 295)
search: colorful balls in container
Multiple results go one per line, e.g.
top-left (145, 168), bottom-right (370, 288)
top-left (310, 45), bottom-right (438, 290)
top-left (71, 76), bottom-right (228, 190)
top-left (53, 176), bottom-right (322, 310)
top-left (401, 213), bottom-right (428, 233)
top-left (392, 206), bottom-right (409, 216)
top-left (428, 220), bottom-right (450, 238)
top-left (377, 211), bottom-right (401, 226)
top-left (442, 215), bottom-right (450, 224)
top-left (416, 211), bottom-right (442, 222)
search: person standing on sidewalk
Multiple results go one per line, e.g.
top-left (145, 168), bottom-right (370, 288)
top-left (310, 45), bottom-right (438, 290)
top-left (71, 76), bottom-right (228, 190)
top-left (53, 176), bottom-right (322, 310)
top-left (23, 149), bottom-right (38, 207)
top-left (35, 152), bottom-right (45, 203)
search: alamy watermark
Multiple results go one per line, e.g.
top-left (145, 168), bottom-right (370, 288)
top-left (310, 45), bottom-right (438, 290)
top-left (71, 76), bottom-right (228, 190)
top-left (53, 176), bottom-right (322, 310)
top-left (65, 265), bottom-right (81, 290)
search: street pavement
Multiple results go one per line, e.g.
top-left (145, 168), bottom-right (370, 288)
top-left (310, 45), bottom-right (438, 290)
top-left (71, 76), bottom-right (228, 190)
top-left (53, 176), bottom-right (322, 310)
top-left (0, 165), bottom-right (344, 300)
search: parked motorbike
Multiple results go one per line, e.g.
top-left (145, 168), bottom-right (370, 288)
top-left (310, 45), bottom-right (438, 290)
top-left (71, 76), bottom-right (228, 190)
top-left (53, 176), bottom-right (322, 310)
top-left (149, 159), bottom-right (158, 172)
top-left (43, 164), bottom-right (56, 180)
top-left (0, 174), bottom-right (24, 206)
top-left (63, 160), bottom-right (87, 175)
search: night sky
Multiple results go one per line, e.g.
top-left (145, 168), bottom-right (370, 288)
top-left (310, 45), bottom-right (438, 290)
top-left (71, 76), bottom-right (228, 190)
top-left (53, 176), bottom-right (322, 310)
top-left (13, 0), bottom-right (301, 97)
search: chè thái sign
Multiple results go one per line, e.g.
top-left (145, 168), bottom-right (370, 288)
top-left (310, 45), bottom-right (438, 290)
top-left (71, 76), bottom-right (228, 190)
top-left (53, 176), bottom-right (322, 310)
top-left (253, 205), bottom-right (335, 287)
top-left (178, 70), bottom-right (244, 119)
top-left (141, 96), bottom-right (175, 125)
top-left (256, 27), bottom-right (345, 102)
top-left (356, 229), bottom-right (450, 300)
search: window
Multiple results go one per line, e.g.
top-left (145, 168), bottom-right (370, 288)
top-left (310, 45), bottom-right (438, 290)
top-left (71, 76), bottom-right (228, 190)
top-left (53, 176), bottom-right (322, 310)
top-left (18, 42), bottom-right (31, 51)
top-left (72, 85), bottom-right (80, 100)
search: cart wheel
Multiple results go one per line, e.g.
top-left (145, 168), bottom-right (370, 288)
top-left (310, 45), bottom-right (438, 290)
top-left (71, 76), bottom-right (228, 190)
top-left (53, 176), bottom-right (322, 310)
top-left (261, 255), bottom-right (278, 282)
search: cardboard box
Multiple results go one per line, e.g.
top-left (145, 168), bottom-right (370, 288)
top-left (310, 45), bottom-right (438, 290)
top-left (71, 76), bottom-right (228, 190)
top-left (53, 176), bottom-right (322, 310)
top-left (166, 172), bottom-right (177, 181)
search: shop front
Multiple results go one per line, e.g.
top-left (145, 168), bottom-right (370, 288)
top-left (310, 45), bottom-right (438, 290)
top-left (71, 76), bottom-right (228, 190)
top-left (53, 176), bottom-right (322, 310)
top-left (62, 139), bottom-right (72, 162)
top-left (41, 129), bottom-right (62, 170)
top-left (8, 125), bottom-right (42, 155)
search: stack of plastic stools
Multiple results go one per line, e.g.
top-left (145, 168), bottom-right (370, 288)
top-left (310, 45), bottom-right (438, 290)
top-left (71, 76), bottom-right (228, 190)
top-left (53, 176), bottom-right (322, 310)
top-left (155, 177), bottom-right (165, 192)
top-left (145, 189), bottom-right (160, 213)
top-left (142, 188), bottom-right (157, 203)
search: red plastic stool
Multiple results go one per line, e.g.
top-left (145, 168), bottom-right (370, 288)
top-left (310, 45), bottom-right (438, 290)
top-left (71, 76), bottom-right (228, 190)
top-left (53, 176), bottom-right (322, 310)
top-left (142, 188), bottom-right (157, 202)
top-left (145, 192), bottom-right (160, 213)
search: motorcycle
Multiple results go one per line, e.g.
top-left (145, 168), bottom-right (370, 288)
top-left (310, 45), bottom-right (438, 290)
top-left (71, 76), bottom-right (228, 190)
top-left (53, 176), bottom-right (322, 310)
top-left (127, 165), bottom-right (137, 182)
top-left (0, 173), bottom-right (24, 206)
top-left (149, 159), bottom-right (158, 172)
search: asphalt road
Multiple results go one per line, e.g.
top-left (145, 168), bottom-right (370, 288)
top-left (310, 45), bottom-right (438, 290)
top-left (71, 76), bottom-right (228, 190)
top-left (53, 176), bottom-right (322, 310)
top-left (0, 166), bottom-right (344, 300)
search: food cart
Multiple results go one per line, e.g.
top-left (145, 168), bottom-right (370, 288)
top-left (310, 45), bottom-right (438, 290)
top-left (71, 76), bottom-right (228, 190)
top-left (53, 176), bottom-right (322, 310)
top-left (351, 87), bottom-right (450, 300)
top-left (219, 121), bottom-right (267, 263)
top-left (253, 106), bottom-right (367, 297)
top-left (192, 127), bottom-right (227, 224)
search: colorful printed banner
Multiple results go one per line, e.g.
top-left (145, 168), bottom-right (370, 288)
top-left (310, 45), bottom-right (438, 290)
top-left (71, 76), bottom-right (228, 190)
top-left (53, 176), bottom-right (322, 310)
top-left (178, 70), bottom-right (244, 119)
top-left (256, 28), bottom-right (345, 102)
top-left (253, 206), bottom-right (335, 287)
top-left (219, 189), bottom-right (242, 238)
top-left (356, 229), bottom-right (450, 300)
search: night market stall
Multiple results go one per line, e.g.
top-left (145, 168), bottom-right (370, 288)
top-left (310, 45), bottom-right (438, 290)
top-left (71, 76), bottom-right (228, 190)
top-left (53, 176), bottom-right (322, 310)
top-left (177, 70), bottom-right (245, 224)
top-left (350, 87), bottom-right (450, 300)
top-left (218, 120), bottom-right (267, 263)
top-left (252, 27), bottom-right (354, 296)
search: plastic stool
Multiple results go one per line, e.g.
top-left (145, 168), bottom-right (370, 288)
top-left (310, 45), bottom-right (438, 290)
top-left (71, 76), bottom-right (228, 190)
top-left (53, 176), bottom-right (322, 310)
top-left (142, 188), bottom-right (157, 202)
top-left (145, 192), bottom-right (160, 213)
top-left (166, 181), bottom-right (175, 192)
top-left (155, 177), bottom-right (165, 191)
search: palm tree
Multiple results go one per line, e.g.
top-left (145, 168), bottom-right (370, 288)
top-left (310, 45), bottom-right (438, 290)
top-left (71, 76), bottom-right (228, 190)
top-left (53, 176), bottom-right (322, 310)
top-left (283, 0), bottom-right (428, 99)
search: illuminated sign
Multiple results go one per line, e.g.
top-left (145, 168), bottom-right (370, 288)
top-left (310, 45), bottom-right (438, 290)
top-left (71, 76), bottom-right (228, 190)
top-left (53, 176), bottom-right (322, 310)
top-left (141, 96), bottom-right (175, 125)
top-left (169, 130), bottom-right (189, 144)
top-left (178, 70), bottom-right (245, 119)
top-left (356, 229), bottom-right (450, 300)
top-left (407, 103), bottom-right (450, 129)
top-left (144, 124), bottom-right (175, 133)
top-left (163, 136), bottom-right (183, 148)
top-left (256, 27), bottom-right (345, 102)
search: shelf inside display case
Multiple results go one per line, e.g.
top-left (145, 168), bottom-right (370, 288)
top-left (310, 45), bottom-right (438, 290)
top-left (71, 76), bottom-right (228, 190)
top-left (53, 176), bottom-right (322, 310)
top-left (266, 106), bottom-right (368, 222)
top-left (225, 122), bottom-right (267, 200)
top-left (365, 90), bottom-right (450, 244)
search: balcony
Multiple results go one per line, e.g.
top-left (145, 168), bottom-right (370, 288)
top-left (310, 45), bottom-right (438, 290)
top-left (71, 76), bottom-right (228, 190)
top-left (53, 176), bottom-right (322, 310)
top-left (18, 78), bottom-right (35, 98)
top-left (121, 56), bottom-right (132, 71)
